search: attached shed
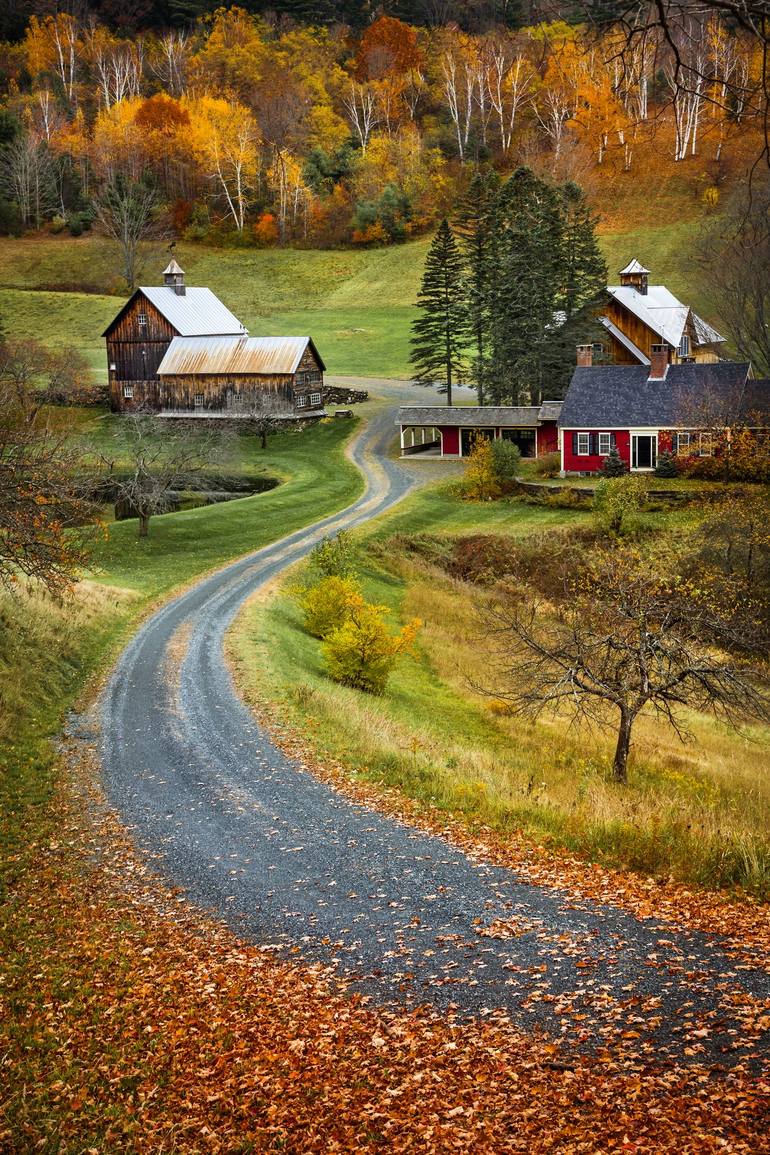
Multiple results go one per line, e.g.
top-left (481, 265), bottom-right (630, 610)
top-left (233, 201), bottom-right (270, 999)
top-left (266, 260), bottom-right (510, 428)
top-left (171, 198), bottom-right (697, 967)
top-left (156, 335), bottom-right (326, 417)
top-left (396, 405), bottom-right (561, 459)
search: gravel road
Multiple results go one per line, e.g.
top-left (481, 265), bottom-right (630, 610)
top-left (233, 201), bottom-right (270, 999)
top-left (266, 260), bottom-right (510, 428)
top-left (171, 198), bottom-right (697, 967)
top-left (100, 388), bottom-right (770, 1066)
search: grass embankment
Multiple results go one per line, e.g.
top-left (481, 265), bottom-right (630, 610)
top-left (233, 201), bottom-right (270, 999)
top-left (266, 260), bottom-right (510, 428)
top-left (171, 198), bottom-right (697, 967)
top-left (230, 483), bottom-right (770, 899)
top-left (0, 214), bottom-right (717, 382)
top-left (0, 415), bottom-right (362, 880)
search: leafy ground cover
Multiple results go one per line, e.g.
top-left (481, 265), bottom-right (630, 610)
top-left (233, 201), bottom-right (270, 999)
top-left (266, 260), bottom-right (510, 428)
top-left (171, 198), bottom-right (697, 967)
top-left (229, 482), bottom-right (770, 899)
top-left (0, 217), bottom-right (718, 381)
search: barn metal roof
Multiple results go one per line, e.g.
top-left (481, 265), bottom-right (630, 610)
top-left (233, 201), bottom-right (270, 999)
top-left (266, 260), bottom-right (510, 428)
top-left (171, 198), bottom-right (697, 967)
top-left (600, 316), bottom-right (650, 365)
top-left (607, 283), bottom-right (725, 349)
top-left (619, 258), bottom-right (649, 275)
top-left (157, 334), bottom-right (323, 376)
top-left (140, 286), bottom-right (246, 336)
top-left (395, 405), bottom-right (557, 428)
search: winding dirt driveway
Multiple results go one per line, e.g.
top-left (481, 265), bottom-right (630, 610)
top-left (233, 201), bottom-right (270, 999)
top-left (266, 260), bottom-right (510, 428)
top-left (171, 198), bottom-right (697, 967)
top-left (101, 388), bottom-right (770, 1067)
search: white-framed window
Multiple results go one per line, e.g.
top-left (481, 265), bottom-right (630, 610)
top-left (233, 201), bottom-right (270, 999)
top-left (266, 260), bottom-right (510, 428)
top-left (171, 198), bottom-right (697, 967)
top-left (676, 432), bottom-right (691, 455)
top-left (123, 385), bottom-right (134, 399)
top-left (598, 432), bottom-right (611, 456)
top-left (296, 394), bottom-right (308, 408)
top-left (699, 432), bottom-right (714, 457)
top-left (194, 394), bottom-right (204, 409)
top-left (137, 312), bottom-right (147, 328)
top-left (577, 432), bottom-right (590, 456)
top-left (678, 334), bottom-right (690, 357)
top-left (309, 391), bottom-right (322, 407)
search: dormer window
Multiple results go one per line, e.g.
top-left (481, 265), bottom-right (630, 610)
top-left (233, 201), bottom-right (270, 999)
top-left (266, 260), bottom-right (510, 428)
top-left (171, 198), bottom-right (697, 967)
top-left (678, 334), bottom-right (690, 358)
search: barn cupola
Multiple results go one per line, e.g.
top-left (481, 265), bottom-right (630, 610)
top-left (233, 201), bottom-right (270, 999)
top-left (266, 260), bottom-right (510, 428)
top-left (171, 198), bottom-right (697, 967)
top-left (618, 258), bottom-right (649, 296)
top-left (163, 258), bottom-right (186, 296)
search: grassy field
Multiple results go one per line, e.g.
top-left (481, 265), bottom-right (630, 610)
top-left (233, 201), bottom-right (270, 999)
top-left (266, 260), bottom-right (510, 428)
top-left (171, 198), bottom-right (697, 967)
top-left (0, 415), bottom-right (363, 884)
top-left (0, 214), bottom-right (718, 381)
top-left (229, 482), bottom-right (770, 898)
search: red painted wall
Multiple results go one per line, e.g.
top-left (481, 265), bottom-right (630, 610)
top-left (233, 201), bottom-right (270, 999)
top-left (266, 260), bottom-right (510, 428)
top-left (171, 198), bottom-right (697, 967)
top-left (537, 422), bottom-right (559, 454)
top-left (441, 427), bottom-right (460, 455)
top-left (562, 429), bottom-right (631, 472)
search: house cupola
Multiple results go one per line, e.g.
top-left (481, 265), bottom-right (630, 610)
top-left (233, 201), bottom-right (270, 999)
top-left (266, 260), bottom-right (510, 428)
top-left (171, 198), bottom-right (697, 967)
top-left (163, 258), bottom-right (186, 296)
top-left (619, 258), bottom-right (649, 296)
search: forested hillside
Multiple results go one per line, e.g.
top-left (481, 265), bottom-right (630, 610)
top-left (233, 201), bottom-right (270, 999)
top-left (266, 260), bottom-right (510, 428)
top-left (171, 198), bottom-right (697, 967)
top-left (0, 4), bottom-right (765, 253)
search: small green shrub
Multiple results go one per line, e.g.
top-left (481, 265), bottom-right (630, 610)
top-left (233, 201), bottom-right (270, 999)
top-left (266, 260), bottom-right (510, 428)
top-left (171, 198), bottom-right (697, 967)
top-left (299, 574), bottom-right (363, 639)
top-left (654, 450), bottom-right (679, 478)
top-left (600, 446), bottom-right (627, 478)
top-left (50, 214), bottom-right (66, 234)
top-left (309, 530), bottom-right (356, 579)
top-left (490, 438), bottom-right (521, 484)
top-left (593, 474), bottom-right (649, 536)
top-left (322, 603), bottom-right (420, 694)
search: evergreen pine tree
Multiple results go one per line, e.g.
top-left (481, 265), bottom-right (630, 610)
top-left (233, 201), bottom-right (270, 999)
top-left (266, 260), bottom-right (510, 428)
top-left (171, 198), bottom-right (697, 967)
top-left (489, 168), bottom-right (563, 406)
top-left (455, 167), bottom-right (500, 405)
top-left (543, 182), bottom-right (608, 397)
top-left (410, 219), bottom-right (468, 406)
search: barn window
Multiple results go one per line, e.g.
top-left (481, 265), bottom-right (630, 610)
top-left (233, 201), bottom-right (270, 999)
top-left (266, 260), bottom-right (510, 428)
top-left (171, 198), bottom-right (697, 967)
top-left (296, 371), bottom-right (308, 386)
top-left (137, 312), bottom-right (147, 328)
top-left (598, 432), bottom-right (611, 456)
top-left (295, 394), bottom-right (308, 408)
top-left (678, 334), bottom-right (690, 357)
top-left (576, 432), bottom-right (590, 455)
top-left (309, 391), bottom-right (322, 407)
top-left (194, 394), bottom-right (204, 409)
top-left (123, 385), bottom-right (134, 399)
top-left (308, 370), bottom-right (321, 383)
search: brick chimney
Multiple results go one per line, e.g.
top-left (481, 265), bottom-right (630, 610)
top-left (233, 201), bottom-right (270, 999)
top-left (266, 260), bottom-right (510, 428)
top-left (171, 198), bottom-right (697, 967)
top-left (648, 343), bottom-right (669, 380)
top-left (576, 344), bottom-right (593, 367)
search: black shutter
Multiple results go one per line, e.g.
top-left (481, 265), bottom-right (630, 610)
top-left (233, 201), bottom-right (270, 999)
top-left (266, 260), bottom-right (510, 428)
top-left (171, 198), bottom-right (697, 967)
top-left (571, 432), bottom-right (578, 455)
top-left (610, 432), bottom-right (617, 449)
top-left (589, 432), bottom-right (599, 455)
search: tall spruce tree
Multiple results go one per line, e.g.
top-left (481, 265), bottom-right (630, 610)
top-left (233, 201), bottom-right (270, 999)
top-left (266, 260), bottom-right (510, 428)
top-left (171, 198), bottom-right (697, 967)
top-left (410, 219), bottom-right (468, 406)
top-left (455, 168), bottom-right (500, 405)
top-left (489, 168), bottom-right (563, 406)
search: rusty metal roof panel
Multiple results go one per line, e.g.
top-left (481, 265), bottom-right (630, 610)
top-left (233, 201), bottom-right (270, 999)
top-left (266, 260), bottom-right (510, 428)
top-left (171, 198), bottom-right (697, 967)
top-left (140, 287), bottom-right (246, 336)
top-left (157, 335), bottom-right (313, 376)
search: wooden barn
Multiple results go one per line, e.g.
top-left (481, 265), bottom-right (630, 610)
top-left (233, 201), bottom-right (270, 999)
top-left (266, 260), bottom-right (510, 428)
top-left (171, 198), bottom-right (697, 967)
top-left (103, 260), bottom-right (326, 417)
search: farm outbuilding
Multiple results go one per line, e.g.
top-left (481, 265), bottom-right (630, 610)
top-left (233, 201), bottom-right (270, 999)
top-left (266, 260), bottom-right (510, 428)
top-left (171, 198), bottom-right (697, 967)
top-left (103, 261), bottom-right (326, 418)
top-left (396, 405), bottom-right (561, 458)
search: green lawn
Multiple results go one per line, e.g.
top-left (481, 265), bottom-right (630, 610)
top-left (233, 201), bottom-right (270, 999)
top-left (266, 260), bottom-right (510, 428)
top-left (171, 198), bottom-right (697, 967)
top-left (229, 481), bottom-right (770, 898)
top-left (0, 415), bottom-right (363, 880)
top-left (0, 217), bottom-right (723, 381)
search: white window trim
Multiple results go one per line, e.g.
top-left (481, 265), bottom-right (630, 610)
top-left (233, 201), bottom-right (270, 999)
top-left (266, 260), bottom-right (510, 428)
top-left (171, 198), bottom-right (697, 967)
top-left (699, 432), bottom-right (714, 457)
top-left (193, 394), bottom-right (204, 408)
top-left (137, 312), bottom-right (147, 327)
top-left (576, 432), bottom-right (590, 456)
top-left (309, 391), bottom-right (322, 406)
top-left (123, 385), bottom-right (134, 399)
top-left (296, 394), bottom-right (308, 408)
top-left (676, 432), bottom-right (691, 455)
top-left (598, 432), bottom-right (611, 456)
top-left (678, 334), bottom-right (690, 357)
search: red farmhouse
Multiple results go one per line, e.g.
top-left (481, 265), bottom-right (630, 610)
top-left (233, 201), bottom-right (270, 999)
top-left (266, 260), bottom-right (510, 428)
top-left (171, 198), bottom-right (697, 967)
top-left (396, 404), bottom-right (561, 459)
top-left (558, 346), bottom-right (770, 473)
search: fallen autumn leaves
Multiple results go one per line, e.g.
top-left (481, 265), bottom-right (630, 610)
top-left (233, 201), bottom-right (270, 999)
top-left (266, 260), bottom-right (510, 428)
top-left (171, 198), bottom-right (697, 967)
top-left (1, 735), bottom-right (769, 1152)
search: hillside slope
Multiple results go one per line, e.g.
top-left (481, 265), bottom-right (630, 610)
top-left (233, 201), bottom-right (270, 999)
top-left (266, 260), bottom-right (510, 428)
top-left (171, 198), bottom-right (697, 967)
top-left (0, 220), bottom-right (717, 380)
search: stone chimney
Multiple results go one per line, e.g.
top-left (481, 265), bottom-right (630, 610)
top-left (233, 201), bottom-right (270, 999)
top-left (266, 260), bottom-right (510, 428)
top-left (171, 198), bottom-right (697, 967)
top-left (576, 344), bottom-right (593, 367)
top-left (163, 258), bottom-right (186, 296)
top-left (648, 343), bottom-right (669, 380)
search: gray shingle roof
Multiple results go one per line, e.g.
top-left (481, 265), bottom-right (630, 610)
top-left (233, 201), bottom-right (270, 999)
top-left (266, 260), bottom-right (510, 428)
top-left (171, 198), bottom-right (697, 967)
top-left (396, 405), bottom-right (545, 428)
top-left (559, 362), bottom-right (758, 428)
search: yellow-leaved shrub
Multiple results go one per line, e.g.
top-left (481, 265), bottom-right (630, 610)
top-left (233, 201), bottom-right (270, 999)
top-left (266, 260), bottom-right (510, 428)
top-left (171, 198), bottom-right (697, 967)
top-left (299, 575), bottom-right (364, 639)
top-left (322, 603), bottom-right (421, 694)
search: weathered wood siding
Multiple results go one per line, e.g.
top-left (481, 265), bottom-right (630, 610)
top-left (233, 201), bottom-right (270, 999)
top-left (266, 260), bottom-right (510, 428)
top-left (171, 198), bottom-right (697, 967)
top-left (106, 293), bottom-right (177, 410)
top-left (606, 301), bottom-right (720, 366)
top-left (109, 379), bottom-right (161, 411)
top-left (158, 374), bottom-right (297, 412)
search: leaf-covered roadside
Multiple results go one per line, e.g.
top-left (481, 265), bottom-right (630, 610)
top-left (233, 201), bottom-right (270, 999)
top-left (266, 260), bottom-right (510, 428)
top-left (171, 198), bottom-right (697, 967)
top-left (3, 735), bottom-right (768, 1153)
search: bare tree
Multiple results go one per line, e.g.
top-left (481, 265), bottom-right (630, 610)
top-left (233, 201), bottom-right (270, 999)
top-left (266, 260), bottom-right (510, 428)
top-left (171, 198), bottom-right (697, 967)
top-left (343, 81), bottom-right (380, 154)
top-left (93, 174), bottom-right (164, 291)
top-left (0, 129), bottom-right (58, 229)
top-left (102, 414), bottom-right (225, 538)
top-left (480, 546), bottom-right (770, 783)
top-left (229, 387), bottom-right (294, 449)
top-left (149, 31), bottom-right (190, 98)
